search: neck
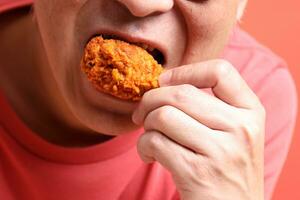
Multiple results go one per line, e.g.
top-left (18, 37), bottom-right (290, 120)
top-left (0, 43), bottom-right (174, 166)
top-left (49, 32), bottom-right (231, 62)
top-left (0, 7), bottom-right (113, 147)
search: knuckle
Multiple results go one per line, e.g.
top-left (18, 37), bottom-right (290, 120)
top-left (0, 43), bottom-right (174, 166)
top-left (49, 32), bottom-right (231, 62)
top-left (239, 120), bottom-right (262, 145)
top-left (137, 134), bottom-right (148, 157)
top-left (137, 133), bottom-right (149, 151)
top-left (144, 106), bottom-right (178, 130)
top-left (155, 106), bottom-right (175, 124)
top-left (214, 59), bottom-right (234, 78)
top-left (232, 111), bottom-right (263, 146)
top-left (251, 96), bottom-right (266, 115)
top-left (138, 131), bottom-right (164, 153)
top-left (147, 132), bottom-right (164, 151)
top-left (257, 103), bottom-right (266, 119)
top-left (141, 89), bottom-right (154, 103)
top-left (172, 84), bottom-right (196, 103)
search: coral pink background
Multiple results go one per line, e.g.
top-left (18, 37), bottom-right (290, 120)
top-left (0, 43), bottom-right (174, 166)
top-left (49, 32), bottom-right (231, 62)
top-left (241, 1), bottom-right (300, 199)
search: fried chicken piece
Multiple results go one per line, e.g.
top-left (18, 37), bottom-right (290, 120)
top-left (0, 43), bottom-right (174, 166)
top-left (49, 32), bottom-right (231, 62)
top-left (81, 36), bottom-right (164, 101)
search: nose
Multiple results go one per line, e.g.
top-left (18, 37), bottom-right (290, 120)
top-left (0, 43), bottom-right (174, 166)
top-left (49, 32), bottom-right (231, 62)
top-left (117, 0), bottom-right (174, 17)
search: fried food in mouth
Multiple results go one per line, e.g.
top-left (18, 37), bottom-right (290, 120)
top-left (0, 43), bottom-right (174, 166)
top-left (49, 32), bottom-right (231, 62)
top-left (81, 36), bottom-right (164, 101)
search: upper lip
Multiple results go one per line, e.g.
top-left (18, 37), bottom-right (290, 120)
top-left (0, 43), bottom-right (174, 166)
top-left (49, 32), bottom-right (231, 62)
top-left (86, 29), bottom-right (168, 65)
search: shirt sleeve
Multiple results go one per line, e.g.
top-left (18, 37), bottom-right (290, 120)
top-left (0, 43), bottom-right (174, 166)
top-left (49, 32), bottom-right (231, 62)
top-left (256, 67), bottom-right (298, 200)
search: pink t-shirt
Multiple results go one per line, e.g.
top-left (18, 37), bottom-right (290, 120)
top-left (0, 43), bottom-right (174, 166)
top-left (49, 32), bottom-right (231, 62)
top-left (0, 1), bottom-right (298, 199)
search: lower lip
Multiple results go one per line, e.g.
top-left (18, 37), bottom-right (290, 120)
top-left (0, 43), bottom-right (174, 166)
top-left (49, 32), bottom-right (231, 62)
top-left (79, 72), bottom-right (138, 113)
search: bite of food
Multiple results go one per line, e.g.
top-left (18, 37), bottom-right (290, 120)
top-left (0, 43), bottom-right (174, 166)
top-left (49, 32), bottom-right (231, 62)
top-left (81, 36), bottom-right (164, 101)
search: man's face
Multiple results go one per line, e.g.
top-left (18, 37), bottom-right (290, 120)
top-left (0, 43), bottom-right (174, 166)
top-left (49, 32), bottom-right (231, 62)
top-left (34, 0), bottom-right (240, 135)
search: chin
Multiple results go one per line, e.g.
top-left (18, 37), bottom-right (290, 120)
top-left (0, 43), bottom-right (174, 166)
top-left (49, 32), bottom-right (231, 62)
top-left (86, 114), bottom-right (142, 136)
top-left (59, 68), bottom-right (141, 136)
top-left (72, 99), bottom-right (142, 136)
top-left (79, 71), bottom-right (139, 114)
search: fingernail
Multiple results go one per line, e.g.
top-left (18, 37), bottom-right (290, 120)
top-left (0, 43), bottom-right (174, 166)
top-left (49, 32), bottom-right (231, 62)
top-left (159, 70), bottom-right (171, 86)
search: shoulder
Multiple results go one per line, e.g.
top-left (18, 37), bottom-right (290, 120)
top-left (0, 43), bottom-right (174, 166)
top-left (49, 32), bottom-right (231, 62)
top-left (223, 26), bottom-right (290, 86)
top-left (225, 27), bottom-right (298, 199)
top-left (223, 27), bottom-right (297, 107)
top-left (0, 0), bottom-right (32, 14)
top-left (223, 26), bottom-right (297, 138)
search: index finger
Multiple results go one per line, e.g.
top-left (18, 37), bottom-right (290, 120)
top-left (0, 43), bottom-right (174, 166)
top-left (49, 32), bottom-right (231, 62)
top-left (159, 59), bottom-right (261, 109)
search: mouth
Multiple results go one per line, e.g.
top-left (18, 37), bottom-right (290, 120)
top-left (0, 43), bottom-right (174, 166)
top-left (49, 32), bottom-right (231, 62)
top-left (86, 33), bottom-right (166, 65)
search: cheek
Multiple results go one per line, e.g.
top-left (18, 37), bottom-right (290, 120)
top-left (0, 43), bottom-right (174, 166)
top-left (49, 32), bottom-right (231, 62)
top-left (178, 0), bottom-right (238, 33)
top-left (34, 1), bottom-right (85, 90)
top-left (176, 0), bottom-right (238, 62)
top-left (34, 0), bottom-right (86, 53)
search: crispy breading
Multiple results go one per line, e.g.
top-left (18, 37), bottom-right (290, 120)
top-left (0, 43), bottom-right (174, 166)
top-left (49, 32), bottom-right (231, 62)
top-left (81, 36), bottom-right (164, 101)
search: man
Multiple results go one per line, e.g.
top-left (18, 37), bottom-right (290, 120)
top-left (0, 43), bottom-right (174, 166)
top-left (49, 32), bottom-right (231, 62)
top-left (0, 0), bottom-right (297, 199)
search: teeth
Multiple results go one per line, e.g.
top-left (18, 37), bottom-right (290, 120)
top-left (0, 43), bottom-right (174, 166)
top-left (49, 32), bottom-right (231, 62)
top-left (138, 43), bottom-right (149, 50)
top-left (147, 47), bottom-right (154, 51)
top-left (101, 34), bottom-right (156, 52)
top-left (137, 43), bottom-right (155, 52)
top-left (101, 34), bottom-right (120, 40)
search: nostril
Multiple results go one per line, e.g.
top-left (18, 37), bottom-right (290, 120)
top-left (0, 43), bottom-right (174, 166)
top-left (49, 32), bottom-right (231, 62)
top-left (117, 0), bottom-right (174, 17)
top-left (130, 7), bottom-right (154, 18)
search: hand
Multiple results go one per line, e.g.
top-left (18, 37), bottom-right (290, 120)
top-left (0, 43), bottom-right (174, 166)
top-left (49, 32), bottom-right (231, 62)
top-left (132, 60), bottom-right (265, 200)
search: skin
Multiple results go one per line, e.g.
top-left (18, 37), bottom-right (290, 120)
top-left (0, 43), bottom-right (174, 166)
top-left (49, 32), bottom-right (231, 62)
top-left (0, 0), bottom-right (264, 199)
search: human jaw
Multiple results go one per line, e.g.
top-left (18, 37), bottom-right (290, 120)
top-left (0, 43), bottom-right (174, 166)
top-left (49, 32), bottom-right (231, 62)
top-left (33, 0), bottom-right (240, 136)
top-left (175, 0), bottom-right (240, 64)
top-left (35, 0), bottom-right (185, 105)
top-left (33, 0), bottom-right (186, 135)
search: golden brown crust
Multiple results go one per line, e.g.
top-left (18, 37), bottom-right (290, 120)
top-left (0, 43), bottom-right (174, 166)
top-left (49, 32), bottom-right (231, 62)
top-left (81, 36), bottom-right (164, 101)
